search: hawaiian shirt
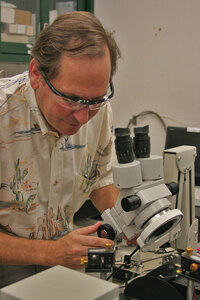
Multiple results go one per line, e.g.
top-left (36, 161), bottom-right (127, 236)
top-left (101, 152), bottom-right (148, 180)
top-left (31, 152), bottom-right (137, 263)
top-left (0, 72), bottom-right (115, 240)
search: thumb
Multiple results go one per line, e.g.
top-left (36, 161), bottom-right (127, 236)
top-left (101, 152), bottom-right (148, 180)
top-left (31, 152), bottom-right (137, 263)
top-left (74, 221), bottom-right (102, 236)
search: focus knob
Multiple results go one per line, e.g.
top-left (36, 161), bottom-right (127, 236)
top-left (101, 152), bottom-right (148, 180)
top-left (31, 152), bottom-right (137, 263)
top-left (97, 224), bottom-right (116, 240)
top-left (166, 182), bottom-right (179, 195)
top-left (121, 195), bottom-right (141, 212)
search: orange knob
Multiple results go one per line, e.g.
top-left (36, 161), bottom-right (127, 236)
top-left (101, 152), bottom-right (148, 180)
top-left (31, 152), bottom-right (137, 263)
top-left (190, 263), bottom-right (198, 272)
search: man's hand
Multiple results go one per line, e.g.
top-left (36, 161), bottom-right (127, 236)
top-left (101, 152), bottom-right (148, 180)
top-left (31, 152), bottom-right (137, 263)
top-left (53, 222), bottom-right (114, 269)
top-left (123, 235), bottom-right (138, 246)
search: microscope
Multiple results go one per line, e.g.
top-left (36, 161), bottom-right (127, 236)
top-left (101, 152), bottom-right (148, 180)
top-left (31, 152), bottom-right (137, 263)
top-left (97, 126), bottom-right (183, 250)
top-left (85, 126), bottom-right (199, 300)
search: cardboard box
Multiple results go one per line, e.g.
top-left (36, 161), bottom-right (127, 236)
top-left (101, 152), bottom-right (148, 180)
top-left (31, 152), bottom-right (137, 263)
top-left (1, 23), bottom-right (17, 34)
top-left (1, 33), bottom-right (29, 43)
top-left (9, 23), bottom-right (17, 34)
top-left (1, 7), bottom-right (15, 23)
top-left (17, 24), bottom-right (26, 34)
top-left (14, 9), bottom-right (32, 26)
top-left (26, 25), bottom-right (34, 36)
top-left (1, 23), bottom-right (30, 35)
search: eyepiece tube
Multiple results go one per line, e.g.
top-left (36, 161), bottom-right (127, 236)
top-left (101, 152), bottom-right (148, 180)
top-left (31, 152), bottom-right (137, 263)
top-left (115, 128), bottom-right (134, 164)
top-left (133, 125), bottom-right (151, 158)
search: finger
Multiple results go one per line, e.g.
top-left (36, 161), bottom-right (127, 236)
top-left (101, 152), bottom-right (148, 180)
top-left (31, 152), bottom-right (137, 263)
top-left (123, 235), bottom-right (138, 245)
top-left (74, 222), bottom-right (102, 236)
top-left (76, 234), bottom-right (114, 248)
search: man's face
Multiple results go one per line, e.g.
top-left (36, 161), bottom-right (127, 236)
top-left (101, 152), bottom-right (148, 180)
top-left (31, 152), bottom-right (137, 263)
top-left (30, 47), bottom-right (111, 136)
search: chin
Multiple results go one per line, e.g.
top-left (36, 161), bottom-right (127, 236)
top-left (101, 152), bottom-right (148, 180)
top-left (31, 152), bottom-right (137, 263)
top-left (60, 126), bottom-right (81, 136)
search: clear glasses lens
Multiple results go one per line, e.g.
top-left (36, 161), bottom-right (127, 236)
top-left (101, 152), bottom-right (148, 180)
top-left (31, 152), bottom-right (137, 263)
top-left (89, 102), bottom-right (107, 110)
top-left (58, 96), bottom-right (108, 110)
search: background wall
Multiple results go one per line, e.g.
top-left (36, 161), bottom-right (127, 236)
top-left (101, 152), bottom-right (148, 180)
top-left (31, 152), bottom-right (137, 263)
top-left (0, 62), bottom-right (29, 78)
top-left (95, 0), bottom-right (200, 155)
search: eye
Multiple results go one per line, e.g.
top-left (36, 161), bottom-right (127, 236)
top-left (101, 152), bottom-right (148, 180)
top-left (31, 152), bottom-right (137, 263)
top-left (62, 97), bottom-right (79, 107)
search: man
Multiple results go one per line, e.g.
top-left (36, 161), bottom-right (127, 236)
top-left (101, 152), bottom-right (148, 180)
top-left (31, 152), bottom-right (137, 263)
top-left (0, 11), bottom-right (121, 286)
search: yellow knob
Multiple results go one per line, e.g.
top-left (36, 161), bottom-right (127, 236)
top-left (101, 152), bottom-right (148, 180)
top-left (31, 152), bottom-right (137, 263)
top-left (190, 263), bottom-right (198, 272)
top-left (186, 247), bottom-right (193, 256)
top-left (80, 258), bottom-right (88, 265)
top-left (105, 243), bottom-right (112, 251)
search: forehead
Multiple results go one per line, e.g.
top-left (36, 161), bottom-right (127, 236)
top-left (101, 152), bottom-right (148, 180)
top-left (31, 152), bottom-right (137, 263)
top-left (52, 49), bottom-right (111, 98)
top-left (58, 47), bottom-right (111, 80)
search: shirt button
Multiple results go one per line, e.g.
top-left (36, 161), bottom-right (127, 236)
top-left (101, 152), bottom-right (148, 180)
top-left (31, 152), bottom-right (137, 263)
top-left (53, 180), bottom-right (58, 186)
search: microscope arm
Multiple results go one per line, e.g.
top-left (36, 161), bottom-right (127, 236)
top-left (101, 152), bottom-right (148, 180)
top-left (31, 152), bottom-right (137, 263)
top-left (163, 145), bottom-right (197, 250)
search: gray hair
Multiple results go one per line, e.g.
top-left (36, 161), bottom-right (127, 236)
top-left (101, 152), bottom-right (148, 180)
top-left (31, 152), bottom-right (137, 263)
top-left (31, 11), bottom-right (121, 79)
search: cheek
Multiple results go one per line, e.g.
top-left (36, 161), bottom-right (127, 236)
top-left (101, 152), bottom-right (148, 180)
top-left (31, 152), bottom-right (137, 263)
top-left (39, 98), bottom-right (66, 125)
top-left (37, 85), bottom-right (66, 117)
top-left (42, 96), bottom-right (70, 118)
top-left (48, 105), bottom-right (72, 125)
top-left (88, 110), bottom-right (99, 120)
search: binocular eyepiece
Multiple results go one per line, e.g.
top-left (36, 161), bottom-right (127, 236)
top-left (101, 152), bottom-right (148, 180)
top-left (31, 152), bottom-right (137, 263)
top-left (115, 125), bottom-right (151, 164)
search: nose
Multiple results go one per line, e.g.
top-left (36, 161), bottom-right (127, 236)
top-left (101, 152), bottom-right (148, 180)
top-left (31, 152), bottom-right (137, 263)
top-left (72, 106), bottom-right (90, 125)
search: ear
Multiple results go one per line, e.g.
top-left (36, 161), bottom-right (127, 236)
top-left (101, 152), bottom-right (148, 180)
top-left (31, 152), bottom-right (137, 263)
top-left (29, 58), bottom-right (41, 90)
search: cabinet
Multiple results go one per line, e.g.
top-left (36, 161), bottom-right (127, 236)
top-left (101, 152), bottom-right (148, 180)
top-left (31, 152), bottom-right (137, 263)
top-left (0, 0), bottom-right (94, 62)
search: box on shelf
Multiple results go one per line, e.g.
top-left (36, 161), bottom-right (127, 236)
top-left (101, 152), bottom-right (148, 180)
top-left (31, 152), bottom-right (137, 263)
top-left (1, 8), bottom-right (32, 26)
top-left (1, 23), bottom-right (34, 36)
top-left (26, 25), bottom-right (34, 36)
top-left (14, 9), bottom-right (32, 26)
top-left (1, 23), bottom-right (17, 34)
top-left (17, 24), bottom-right (26, 35)
top-left (1, 7), bottom-right (15, 23)
top-left (1, 33), bottom-right (29, 43)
